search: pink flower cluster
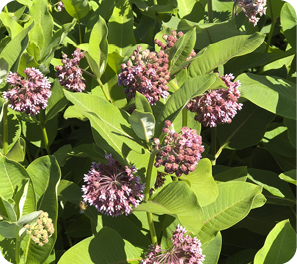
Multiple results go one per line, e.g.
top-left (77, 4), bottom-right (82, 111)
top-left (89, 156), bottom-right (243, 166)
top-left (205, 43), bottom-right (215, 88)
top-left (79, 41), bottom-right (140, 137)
top-left (154, 30), bottom-right (196, 64)
top-left (237, 0), bottom-right (267, 26)
top-left (55, 48), bottom-right (86, 92)
top-left (118, 46), bottom-right (170, 105)
top-left (3, 68), bottom-right (51, 116)
top-left (186, 74), bottom-right (242, 127)
top-left (24, 211), bottom-right (55, 247)
top-left (57, 1), bottom-right (64, 12)
top-left (82, 154), bottom-right (145, 217)
top-left (142, 225), bottom-right (205, 264)
top-left (154, 120), bottom-right (204, 177)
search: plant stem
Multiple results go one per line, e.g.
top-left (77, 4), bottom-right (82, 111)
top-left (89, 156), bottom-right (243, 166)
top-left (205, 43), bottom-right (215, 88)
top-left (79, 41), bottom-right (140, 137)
top-left (15, 236), bottom-right (20, 264)
top-left (3, 103), bottom-right (8, 155)
top-left (145, 151), bottom-right (157, 244)
top-left (168, 79), bottom-right (179, 91)
top-left (39, 112), bottom-right (51, 155)
top-left (208, 0), bottom-right (213, 23)
top-left (211, 127), bottom-right (217, 165)
top-left (81, 69), bottom-right (113, 104)
top-left (77, 19), bottom-right (82, 44)
top-left (182, 108), bottom-right (187, 127)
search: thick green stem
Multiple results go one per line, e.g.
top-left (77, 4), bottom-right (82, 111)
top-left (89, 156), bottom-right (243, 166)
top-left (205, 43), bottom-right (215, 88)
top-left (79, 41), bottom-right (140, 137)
top-left (77, 19), bottom-right (82, 44)
top-left (144, 151), bottom-right (157, 244)
top-left (211, 127), bottom-right (217, 165)
top-left (182, 108), bottom-right (187, 127)
top-left (39, 112), bottom-right (51, 155)
top-left (15, 236), bottom-right (21, 264)
top-left (3, 103), bottom-right (8, 155)
top-left (208, 0), bottom-right (213, 23)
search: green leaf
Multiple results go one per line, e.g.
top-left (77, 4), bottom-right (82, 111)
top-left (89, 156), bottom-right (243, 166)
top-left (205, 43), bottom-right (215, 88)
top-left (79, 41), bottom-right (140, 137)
top-left (0, 222), bottom-right (19, 239)
top-left (84, 52), bottom-right (101, 79)
top-left (58, 227), bottom-right (142, 264)
top-left (0, 22), bottom-right (34, 72)
top-left (57, 180), bottom-right (82, 205)
top-left (135, 91), bottom-right (152, 113)
top-left (62, 0), bottom-right (89, 20)
top-left (135, 181), bottom-right (204, 234)
top-left (176, 0), bottom-right (198, 18)
top-left (217, 101), bottom-right (275, 150)
top-left (88, 15), bottom-right (108, 77)
top-left (284, 118), bottom-right (296, 148)
top-left (0, 197), bottom-right (17, 222)
top-left (254, 220), bottom-right (296, 264)
top-left (155, 74), bottom-right (224, 136)
top-left (108, 0), bottom-right (136, 56)
top-left (265, 0), bottom-right (285, 20)
top-left (226, 248), bottom-right (257, 264)
top-left (182, 158), bottom-right (219, 207)
top-left (213, 166), bottom-right (248, 182)
top-left (0, 12), bottom-right (23, 39)
top-left (201, 231), bottom-right (222, 264)
top-left (64, 90), bottom-right (145, 163)
top-left (17, 211), bottom-right (42, 227)
top-left (24, 156), bottom-right (61, 264)
top-left (198, 181), bottom-right (263, 243)
top-left (188, 32), bottom-right (265, 77)
top-left (237, 73), bottom-right (296, 120)
top-left (28, 0), bottom-right (53, 58)
top-left (129, 110), bottom-right (155, 141)
top-left (279, 170), bottom-right (296, 185)
top-left (169, 27), bottom-right (196, 74)
top-left (0, 58), bottom-right (9, 79)
top-left (280, 3), bottom-right (296, 49)
top-left (6, 138), bottom-right (26, 162)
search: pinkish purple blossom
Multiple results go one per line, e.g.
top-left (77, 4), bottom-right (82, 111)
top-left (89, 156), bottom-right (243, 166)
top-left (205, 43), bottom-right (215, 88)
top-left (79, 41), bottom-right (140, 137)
top-left (3, 68), bottom-right (51, 116)
top-left (82, 154), bottom-right (145, 217)
top-left (186, 74), bottom-right (242, 128)
top-left (154, 121), bottom-right (204, 177)
top-left (57, 1), bottom-right (64, 12)
top-left (55, 48), bottom-right (86, 92)
top-left (118, 46), bottom-right (170, 105)
top-left (142, 225), bottom-right (205, 264)
top-left (236, 0), bottom-right (267, 26)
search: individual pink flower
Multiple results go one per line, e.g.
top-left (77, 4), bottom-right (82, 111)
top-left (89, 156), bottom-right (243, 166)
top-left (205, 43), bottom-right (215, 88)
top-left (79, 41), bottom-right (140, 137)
top-left (236, 0), bottom-right (267, 26)
top-left (186, 73), bottom-right (242, 127)
top-left (142, 225), bottom-right (205, 264)
top-left (3, 68), bottom-right (51, 116)
top-left (55, 48), bottom-right (86, 92)
top-left (57, 1), bottom-right (64, 12)
top-left (118, 46), bottom-right (170, 105)
top-left (153, 121), bottom-right (204, 177)
top-left (82, 154), bottom-right (145, 217)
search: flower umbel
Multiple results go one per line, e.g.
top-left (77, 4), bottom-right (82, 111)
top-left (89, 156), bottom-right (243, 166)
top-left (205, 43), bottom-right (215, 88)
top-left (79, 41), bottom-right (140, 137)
top-left (154, 121), bottom-right (204, 177)
top-left (55, 48), bottom-right (86, 92)
top-left (118, 46), bottom-right (170, 105)
top-left (24, 211), bottom-right (55, 247)
top-left (57, 1), bottom-right (64, 12)
top-left (236, 0), bottom-right (267, 26)
top-left (3, 68), bottom-right (51, 116)
top-left (142, 225), bottom-right (205, 264)
top-left (82, 154), bottom-right (145, 217)
top-left (186, 73), bottom-right (242, 127)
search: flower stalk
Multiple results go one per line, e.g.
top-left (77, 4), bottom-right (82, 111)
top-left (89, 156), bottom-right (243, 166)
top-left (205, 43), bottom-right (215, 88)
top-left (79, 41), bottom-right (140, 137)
top-left (3, 103), bottom-right (8, 155)
top-left (39, 112), bottom-right (51, 155)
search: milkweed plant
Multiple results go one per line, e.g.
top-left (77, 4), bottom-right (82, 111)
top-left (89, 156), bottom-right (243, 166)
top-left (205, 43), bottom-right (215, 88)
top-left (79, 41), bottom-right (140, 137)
top-left (0, 0), bottom-right (296, 263)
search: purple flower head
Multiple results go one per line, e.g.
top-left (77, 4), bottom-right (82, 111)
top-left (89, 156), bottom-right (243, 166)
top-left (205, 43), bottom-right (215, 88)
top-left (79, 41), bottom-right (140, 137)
top-left (153, 121), bottom-right (204, 177)
top-left (154, 30), bottom-right (196, 67)
top-left (24, 211), bottom-right (55, 247)
top-left (55, 48), bottom-right (86, 92)
top-left (142, 225), bottom-right (205, 264)
top-left (186, 73), bottom-right (242, 128)
top-left (3, 68), bottom-right (51, 116)
top-left (118, 46), bottom-right (170, 105)
top-left (236, 0), bottom-right (267, 26)
top-left (57, 1), bottom-right (64, 12)
top-left (82, 154), bottom-right (145, 217)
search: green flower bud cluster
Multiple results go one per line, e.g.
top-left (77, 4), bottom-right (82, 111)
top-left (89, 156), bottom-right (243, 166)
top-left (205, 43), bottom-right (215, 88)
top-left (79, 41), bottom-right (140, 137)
top-left (24, 211), bottom-right (54, 247)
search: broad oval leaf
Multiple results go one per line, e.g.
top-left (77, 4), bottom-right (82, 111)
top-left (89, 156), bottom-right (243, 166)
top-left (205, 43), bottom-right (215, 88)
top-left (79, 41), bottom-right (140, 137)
top-left (237, 73), bottom-right (296, 120)
top-left (182, 158), bottom-right (219, 207)
top-left (254, 220), bottom-right (296, 264)
top-left (62, 0), bottom-right (89, 20)
top-left (129, 110), bottom-right (155, 142)
top-left (198, 181), bottom-right (262, 243)
top-left (135, 91), bottom-right (152, 113)
top-left (280, 3), bottom-right (296, 49)
top-left (188, 32), bottom-right (265, 77)
top-left (58, 227), bottom-right (142, 264)
top-left (135, 181), bottom-right (204, 234)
